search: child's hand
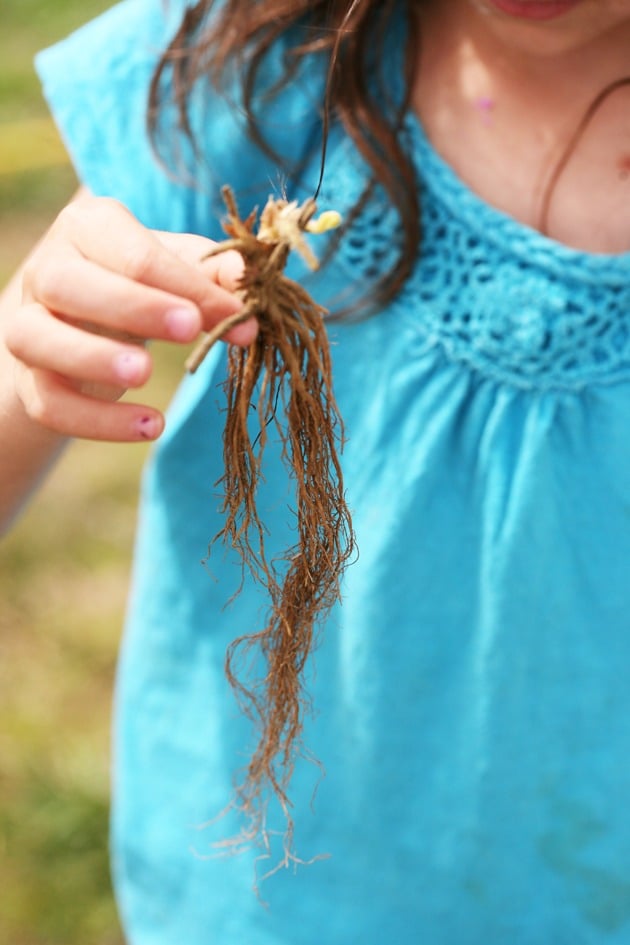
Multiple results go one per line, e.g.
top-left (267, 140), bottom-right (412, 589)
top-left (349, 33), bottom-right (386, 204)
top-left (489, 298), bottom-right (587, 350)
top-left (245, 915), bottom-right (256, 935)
top-left (4, 191), bottom-right (254, 443)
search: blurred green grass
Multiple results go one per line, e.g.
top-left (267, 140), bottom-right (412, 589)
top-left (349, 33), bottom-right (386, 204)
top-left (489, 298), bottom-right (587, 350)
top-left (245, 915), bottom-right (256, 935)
top-left (1, 3), bottom-right (188, 943)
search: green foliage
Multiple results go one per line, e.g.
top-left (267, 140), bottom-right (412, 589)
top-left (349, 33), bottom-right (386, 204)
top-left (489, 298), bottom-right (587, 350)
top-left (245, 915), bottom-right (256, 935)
top-left (0, 165), bottom-right (77, 216)
top-left (0, 0), bottom-right (116, 118)
top-left (0, 0), bottom-right (116, 279)
top-left (0, 440), bottom-right (135, 945)
top-left (0, 772), bottom-right (120, 945)
top-left (0, 3), bottom-right (187, 943)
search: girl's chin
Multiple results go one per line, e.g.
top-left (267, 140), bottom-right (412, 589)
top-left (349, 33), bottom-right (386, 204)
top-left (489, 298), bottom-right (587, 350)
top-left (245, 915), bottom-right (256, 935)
top-left (479, 0), bottom-right (582, 20)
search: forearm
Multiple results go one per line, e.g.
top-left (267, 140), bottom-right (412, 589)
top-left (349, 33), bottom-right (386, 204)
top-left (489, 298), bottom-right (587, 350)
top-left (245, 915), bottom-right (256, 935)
top-left (0, 384), bottom-right (68, 537)
top-left (0, 265), bottom-right (68, 536)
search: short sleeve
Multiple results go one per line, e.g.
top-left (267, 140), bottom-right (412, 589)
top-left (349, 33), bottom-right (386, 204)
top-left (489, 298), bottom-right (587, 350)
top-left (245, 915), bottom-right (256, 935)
top-left (35, 0), bottom-right (327, 238)
top-left (35, 0), bottom-right (205, 232)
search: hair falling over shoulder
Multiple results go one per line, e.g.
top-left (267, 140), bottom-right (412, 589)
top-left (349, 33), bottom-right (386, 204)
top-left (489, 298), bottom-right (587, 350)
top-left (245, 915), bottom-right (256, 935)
top-left (149, 0), bottom-right (424, 314)
top-left (150, 2), bottom-right (630, 309)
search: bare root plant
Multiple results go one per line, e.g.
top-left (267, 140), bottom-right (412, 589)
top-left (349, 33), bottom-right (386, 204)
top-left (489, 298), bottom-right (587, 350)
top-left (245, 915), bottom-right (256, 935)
top-left (187, 186), bottom-right (355, 862)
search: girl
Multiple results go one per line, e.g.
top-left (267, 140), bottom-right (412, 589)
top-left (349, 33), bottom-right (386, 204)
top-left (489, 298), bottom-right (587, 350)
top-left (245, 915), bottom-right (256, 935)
top-left (2, 0), bottom-right (630, 942)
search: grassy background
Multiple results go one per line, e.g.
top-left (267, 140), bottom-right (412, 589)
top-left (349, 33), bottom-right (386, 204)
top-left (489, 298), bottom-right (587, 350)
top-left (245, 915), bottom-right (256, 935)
top-left (1, 3), bottom-right (186, 942)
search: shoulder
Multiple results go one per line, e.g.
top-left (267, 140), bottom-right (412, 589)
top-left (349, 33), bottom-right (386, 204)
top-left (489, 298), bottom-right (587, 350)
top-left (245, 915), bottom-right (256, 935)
top-left (36, 0), bottom-right (185, 88)
top-left (35, 0), bottom-right (327, 234)
top-left (34, 1), bottom-right (198, 230)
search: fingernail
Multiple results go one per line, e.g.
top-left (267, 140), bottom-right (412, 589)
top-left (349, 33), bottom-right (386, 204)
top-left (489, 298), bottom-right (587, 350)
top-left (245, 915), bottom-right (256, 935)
top-left (165, 306), bottom-right (200, 341)
top-left (229, 316), bottom-right (259, 347)
top-left (114, 350), bottom-right (147, 384)
top-left (135, 415), bottom-right (162, 440)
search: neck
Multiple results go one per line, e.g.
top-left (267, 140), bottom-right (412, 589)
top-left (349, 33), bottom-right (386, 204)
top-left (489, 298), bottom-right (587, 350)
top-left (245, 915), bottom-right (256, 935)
top-left (413, 0), bottom-right (630, 253)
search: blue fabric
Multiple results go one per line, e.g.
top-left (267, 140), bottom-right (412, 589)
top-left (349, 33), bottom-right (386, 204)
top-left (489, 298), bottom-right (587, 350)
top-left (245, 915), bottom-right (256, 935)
top-left (37, 3), bottom-right (630, 943)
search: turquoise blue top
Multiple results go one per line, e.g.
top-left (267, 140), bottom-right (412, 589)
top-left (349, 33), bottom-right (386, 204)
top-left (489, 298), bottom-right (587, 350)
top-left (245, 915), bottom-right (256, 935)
top-left (37, 2), bottom-right (630, 943)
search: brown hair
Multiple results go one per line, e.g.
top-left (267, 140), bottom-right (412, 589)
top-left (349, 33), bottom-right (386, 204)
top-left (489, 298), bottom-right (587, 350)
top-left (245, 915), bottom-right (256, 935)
top-left (150, 4), bottom-right (630, 303)
top-left (149, 0), bottom-right (423, 314)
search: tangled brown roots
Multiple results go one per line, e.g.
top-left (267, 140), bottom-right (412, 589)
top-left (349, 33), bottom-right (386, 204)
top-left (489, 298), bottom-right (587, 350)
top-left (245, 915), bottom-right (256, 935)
top-left (187, 187), bottom-right (355, 860)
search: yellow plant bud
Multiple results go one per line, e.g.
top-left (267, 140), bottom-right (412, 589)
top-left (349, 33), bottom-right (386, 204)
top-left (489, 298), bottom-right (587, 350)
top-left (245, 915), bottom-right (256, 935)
top-left (306, 210), bottom-right (342, 234)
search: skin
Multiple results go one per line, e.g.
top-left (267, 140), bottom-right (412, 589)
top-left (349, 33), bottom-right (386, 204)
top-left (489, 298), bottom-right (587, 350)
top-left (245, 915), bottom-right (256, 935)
top-left (0, 190), bottom-right (255, 533)
top-left (1, 0), bottom-right (629, 532)
top-left (415, 0), bottom-right (630, 249)
top-left (467, 0), bottom-right (630, 56)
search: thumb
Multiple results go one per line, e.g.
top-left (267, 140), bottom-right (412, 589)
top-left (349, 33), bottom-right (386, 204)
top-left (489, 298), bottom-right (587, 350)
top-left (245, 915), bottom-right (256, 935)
top-left (201, 248), bottom-right (257, 346)
top-left (210, 248), bottom-right (245, 294)
top-left (156, 231), bottom-right (244, 290)
top-left (156, 231), bottom-right (256, 346)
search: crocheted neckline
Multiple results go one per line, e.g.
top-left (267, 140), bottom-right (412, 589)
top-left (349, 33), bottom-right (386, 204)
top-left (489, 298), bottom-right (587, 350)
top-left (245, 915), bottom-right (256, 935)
top-left (318, 109), bottom-right (630, 391)
top-left (404, 113), bottom-right (629, 285)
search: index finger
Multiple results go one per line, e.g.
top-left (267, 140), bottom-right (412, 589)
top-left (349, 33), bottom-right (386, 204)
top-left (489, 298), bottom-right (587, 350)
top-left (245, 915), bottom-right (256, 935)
top-left (58, 195), bottom-right (246, 325)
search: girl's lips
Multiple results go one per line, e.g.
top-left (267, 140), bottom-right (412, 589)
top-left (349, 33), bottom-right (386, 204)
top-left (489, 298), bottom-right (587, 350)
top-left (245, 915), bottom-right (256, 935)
top-left (483, 0), bottom-right (582, 19)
